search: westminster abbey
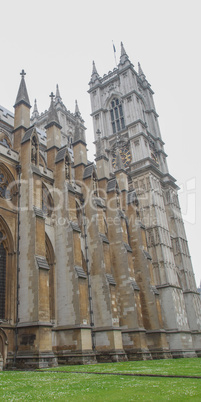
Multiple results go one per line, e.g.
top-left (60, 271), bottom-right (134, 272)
top-left (0, 43), bottom-right (201, 369)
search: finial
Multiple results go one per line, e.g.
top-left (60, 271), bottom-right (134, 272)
top-left (49, 92), bottom-right (55, 101)
top-left (20, 69), bottom-right (26, 77)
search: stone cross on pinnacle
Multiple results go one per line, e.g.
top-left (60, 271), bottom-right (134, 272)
top-left (20, 69), bottom-right (26, 77)
top-left (49, 92), bottom-right (55, 101)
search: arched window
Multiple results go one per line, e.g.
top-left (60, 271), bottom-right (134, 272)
top-left (45, 234), bottom-right (55, 321)
top-left (0, 130), bottom-right (11, 149)
top-left (0, 169), bottom-right (10, 199)
top-left (0, 138), bottom-right (11, 148)
top-left (76, 201), bottom-right (82, 229)
top-left (110, 98), bottom-right (125, 134)
top-left (0, 232), bottom-right (6, 319)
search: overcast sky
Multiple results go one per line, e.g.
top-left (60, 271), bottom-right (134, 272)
top-left (0, 0), bottom-right (200, 285)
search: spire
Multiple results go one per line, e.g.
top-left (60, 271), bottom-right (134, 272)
top-left (45, 92), bottom-right (62, 130)
top-left (74, 100), bottom-right (84, 123)
top-left (121, 42), bottom-right (127, 57)
top-left (75, 100), bottom-right (81, 117)
top-left (14, 70), bottom-right (31, 109)
top-left (90, 61), bottom-right (100, 83)
top-left (92, 60), bottom-right (98, 75)
top-left (55, 84), bottom-right (62, 102)
top-left (119, 42), bottom-right (131, 67)
top-left (32, 99), bottom-right (39, 119)
top-left (138, 62), bottom-right (146, 80)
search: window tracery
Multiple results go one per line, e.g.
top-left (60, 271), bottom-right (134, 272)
top-left (0, 130), bottom-right (11, 149)
top-left (0, 170), bottom-right (10, 199)
top-left (110, 98), bottom-right (125, 134)
top-left (0, 138), bottom-right (11, 148)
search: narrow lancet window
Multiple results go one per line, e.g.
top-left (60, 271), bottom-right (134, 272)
top-left (110, 98), bottom-right (125, 134)
top-left (0, 232), bottom-right (6, 319)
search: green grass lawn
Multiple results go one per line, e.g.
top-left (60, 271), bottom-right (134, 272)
top-left (45, 357), bottom-right (201, 376)
top-left (0, 358), bottom-right (201, 401)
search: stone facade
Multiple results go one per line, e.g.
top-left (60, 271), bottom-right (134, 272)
top-left (0, 45), bottom-right (201, 369)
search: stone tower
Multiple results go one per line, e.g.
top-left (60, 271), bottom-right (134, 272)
top-left (0, 55), bottom-right (201, 370)
top-left (88, 42), bottom-right (201, 357)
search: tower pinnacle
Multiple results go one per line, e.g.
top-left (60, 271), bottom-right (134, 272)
top-left (45, 92), bottom-right (61, 129)
top-left (31, 99), bottom-right (39, 120)
top-left (90, 61), bottom-right (100, 83)
top-left (92, 60), bottom-right (98, 75)
top-left (120, 42), bottom-right (126, 56)
top-left (138, 62), bottom-right (146, 80)
top-left (119, 42), bottom-right (131, 66)
top-left (55, 84), bottom-right (62, 102)
top-left (14, 69), bottom-right (31, 109)
top-left (75, 100), bottom-right (80, 117)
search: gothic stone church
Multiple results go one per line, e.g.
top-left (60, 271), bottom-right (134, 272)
top-left (0, 43), bottom-right (201, 369)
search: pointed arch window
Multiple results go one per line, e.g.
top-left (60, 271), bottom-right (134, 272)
top-left (0, 138), bottom-right (11, 148)
top-left (0, 130), bottom-right (11, 149)
top-left (0, 168), bottom-right (11, 199)
top-left (45, 234), bottom-right (55, 321)
top-left (110, 98), bottom-right (125, 134)
top-left (0, 232), bottom-right (6, 319)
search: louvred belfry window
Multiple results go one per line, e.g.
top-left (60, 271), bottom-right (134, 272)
top-left (110, 98), bottom-right (125, 134)
top-left (0, 232), bottom-right (6, 319)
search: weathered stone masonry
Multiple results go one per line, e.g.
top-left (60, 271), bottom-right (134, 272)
top-left (0, 44), bottom-right (201, 369)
